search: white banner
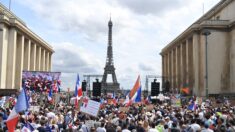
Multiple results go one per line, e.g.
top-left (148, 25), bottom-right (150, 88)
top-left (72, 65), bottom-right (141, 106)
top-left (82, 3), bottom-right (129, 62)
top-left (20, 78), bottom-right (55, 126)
top-left (80, 99), bottom-right (100, 117)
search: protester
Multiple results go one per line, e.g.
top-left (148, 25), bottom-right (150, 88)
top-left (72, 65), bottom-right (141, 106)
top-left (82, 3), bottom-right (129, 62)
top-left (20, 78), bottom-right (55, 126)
top-left (0, 90), bottom-right (235, 132)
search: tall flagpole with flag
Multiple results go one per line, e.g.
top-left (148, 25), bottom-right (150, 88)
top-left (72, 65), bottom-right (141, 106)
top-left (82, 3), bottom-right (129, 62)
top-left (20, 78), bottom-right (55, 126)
top-left (74, 74), bottom-right (82, 108)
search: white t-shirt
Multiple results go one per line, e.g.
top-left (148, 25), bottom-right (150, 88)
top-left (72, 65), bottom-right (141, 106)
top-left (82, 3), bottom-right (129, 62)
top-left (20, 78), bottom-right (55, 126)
top-left (149, 128), bottom-right (159, 132)
top-left (201, 128), bottom-right (213, 132)
top-left (47, 112), bottom-right (56, 119)
top-left (190, 123), bottom-right (201, 132)
top-left (122, 129), bottom-right (131, 132)
top-left (96, 127), bottom-right (106, 132)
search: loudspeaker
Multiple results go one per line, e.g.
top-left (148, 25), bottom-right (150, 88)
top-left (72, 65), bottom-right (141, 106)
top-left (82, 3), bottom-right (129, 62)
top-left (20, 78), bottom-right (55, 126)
top-left (82, 81), bottom-right (87, 92)
top-left (93, 82), bottom-right (101, 97)
top-left (151, 82), bottom-right (160, 96)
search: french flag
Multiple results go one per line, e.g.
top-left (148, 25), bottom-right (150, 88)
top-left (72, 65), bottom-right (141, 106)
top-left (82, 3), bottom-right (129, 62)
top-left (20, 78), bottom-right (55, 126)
top-left (48, 88), bottom-right (53, 102)
top-left (144, 96), bottom-right (151, 104)
top-left (188, 101), bottom-right (197, 111)
top-left (6, 88), bottom-right (29, 132)
top-left (21, 123), bottom-right (34, 132)
top-left (75, 74), bottom-right (82, 108)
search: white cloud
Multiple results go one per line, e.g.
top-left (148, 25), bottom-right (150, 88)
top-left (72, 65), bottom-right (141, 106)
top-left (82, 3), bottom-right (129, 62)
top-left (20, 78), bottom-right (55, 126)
top-left (14, 0), bottom-right (220, 90)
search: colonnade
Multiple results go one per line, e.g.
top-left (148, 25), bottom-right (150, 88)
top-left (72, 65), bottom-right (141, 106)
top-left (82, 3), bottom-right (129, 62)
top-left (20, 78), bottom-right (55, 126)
top-left (0, 27), bottom-right (52, 89)
top-left (162, 35), bottom-right (196, 94)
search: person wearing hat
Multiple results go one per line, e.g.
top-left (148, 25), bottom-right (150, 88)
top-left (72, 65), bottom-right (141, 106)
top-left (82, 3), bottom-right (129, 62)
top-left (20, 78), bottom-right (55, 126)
top-left (164, 116), bottom-right (172, 128)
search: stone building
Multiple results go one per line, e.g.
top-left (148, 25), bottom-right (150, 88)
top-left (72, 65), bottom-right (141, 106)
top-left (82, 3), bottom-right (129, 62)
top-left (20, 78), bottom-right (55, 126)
top-left (160, 0), bottom-right (235, 96)
top-left (0, 3), bottom-right (54, 89)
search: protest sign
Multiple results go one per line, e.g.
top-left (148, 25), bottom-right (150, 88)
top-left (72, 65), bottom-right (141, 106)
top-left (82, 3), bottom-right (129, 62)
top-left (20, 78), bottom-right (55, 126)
top-left (171, 94), bottom-right (181, 107)
top-left (29, 106), bottom-right (40, 112)
top-left (80, 99), bottom-right (101, 117)
top-left (119, 107), bottom-right (129, 112)
top-left (85, 120), bottom-right (95, 129)
top-left (196, 97), bottom-right (203, 105)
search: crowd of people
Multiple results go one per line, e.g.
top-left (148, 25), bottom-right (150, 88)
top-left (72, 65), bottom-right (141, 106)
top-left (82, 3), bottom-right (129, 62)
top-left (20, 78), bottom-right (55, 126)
top-left (0, 91), bottom-right (235, 132)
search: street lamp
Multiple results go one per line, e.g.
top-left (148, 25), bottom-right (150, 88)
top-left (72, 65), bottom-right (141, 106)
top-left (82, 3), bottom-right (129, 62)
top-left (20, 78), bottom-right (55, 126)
top-left (202, 29), bottom-right (211, 98)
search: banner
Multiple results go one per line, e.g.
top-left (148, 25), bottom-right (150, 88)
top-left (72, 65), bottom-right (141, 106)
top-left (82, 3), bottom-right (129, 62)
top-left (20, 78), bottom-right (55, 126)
top-left (171, 94), bottom-right (181, 107)
top-left (29, 106), bottom-right (40, 112)
top-left (22, 71), bottom-right (61, 92)
top-left (196, 97), bottom-right (203, 105)
top-left (107, 93), bottom-right (113, 98)
top-left (80, 99), bottom-right (101, 117)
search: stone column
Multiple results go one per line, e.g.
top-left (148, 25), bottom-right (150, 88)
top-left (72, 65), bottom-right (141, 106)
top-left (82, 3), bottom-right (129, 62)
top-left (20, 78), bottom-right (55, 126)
top-left (48, 53), bottom-right (52, 71)
top-left (182, 42), bottom-right (187, 87)
top-left (15, 34), bottom-right (24, 89)
top-left (0, 24), bottom-right (8, 88)
top-left (193, 33), bottom-right (200, 95)
top-left (6, 28), bottom-right (17, 88)
top-left (165, 53), bottom-right (168, 81)
top-left (186, 39), bottom-right (189, 87)
top-left (45, 51), bottom-right (48, 71)
top-left (41, 49), bottom-right (45, 71)
top-left (36, 46), bottom-right (41, 71)
top-left (162, 55), bottom-right (165, 89)
top-left (177, 45), bottom-right (181, 89)
top-left (23, 39), bottom-right (31, 71)
top-left (30, 42), bottom-right (36, 71)
top-left (172, 48), bottom-right (176, 90)
top-left (175, 47), bottom-right (179, 92)
top-left (188, 38), bottom-right (194, 92)
top-left (171, 50), bottom-right (174, 91)
top-left (170, 51), bottom-right (173, 91)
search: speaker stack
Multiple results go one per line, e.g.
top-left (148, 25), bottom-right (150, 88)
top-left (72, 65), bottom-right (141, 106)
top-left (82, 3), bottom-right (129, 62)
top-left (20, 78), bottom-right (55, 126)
top-left (92, 79), bottom-right (101, 97)
top-left (151, 79), bottom-right (160, 96)
top-left (82, 80), bottom-right (87, 92)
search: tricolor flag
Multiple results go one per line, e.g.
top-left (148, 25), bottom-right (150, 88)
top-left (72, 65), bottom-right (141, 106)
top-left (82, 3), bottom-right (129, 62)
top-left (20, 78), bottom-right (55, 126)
top-left (144, 96), bottom-right (151, 104)
top-left (188, 101), bottom-right (197, 111)
top-left (48, 88), bottom-right (53, 102)
top-left (21, 123), bottom-right (34, 132)
top-left (124, 76), bottom-right (142, 106)
top-left (74, 74), bottom-right (82, 108)
top-left (129, 75), bottom-right (141, 103)
top-left (6, 88), bottom-right (29, 132)
top-left (6, 107), bottom-right (18, 132)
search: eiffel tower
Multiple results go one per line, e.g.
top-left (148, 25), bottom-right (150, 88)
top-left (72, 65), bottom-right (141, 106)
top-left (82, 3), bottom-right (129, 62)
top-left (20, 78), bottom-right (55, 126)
top-left (101, 18), bottom-right (120, 93)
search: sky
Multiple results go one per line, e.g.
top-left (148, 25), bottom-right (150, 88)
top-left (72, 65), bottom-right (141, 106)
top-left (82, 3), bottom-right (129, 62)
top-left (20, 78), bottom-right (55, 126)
top-left (0, 0), bottom-right (220, 91)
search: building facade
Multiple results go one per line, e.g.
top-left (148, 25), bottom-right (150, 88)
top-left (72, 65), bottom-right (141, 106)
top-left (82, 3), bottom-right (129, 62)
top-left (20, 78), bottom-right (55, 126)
top-left (160, 0), bottom-right (235, 96)
top-left (0, 3), bottom-right (54, 89)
